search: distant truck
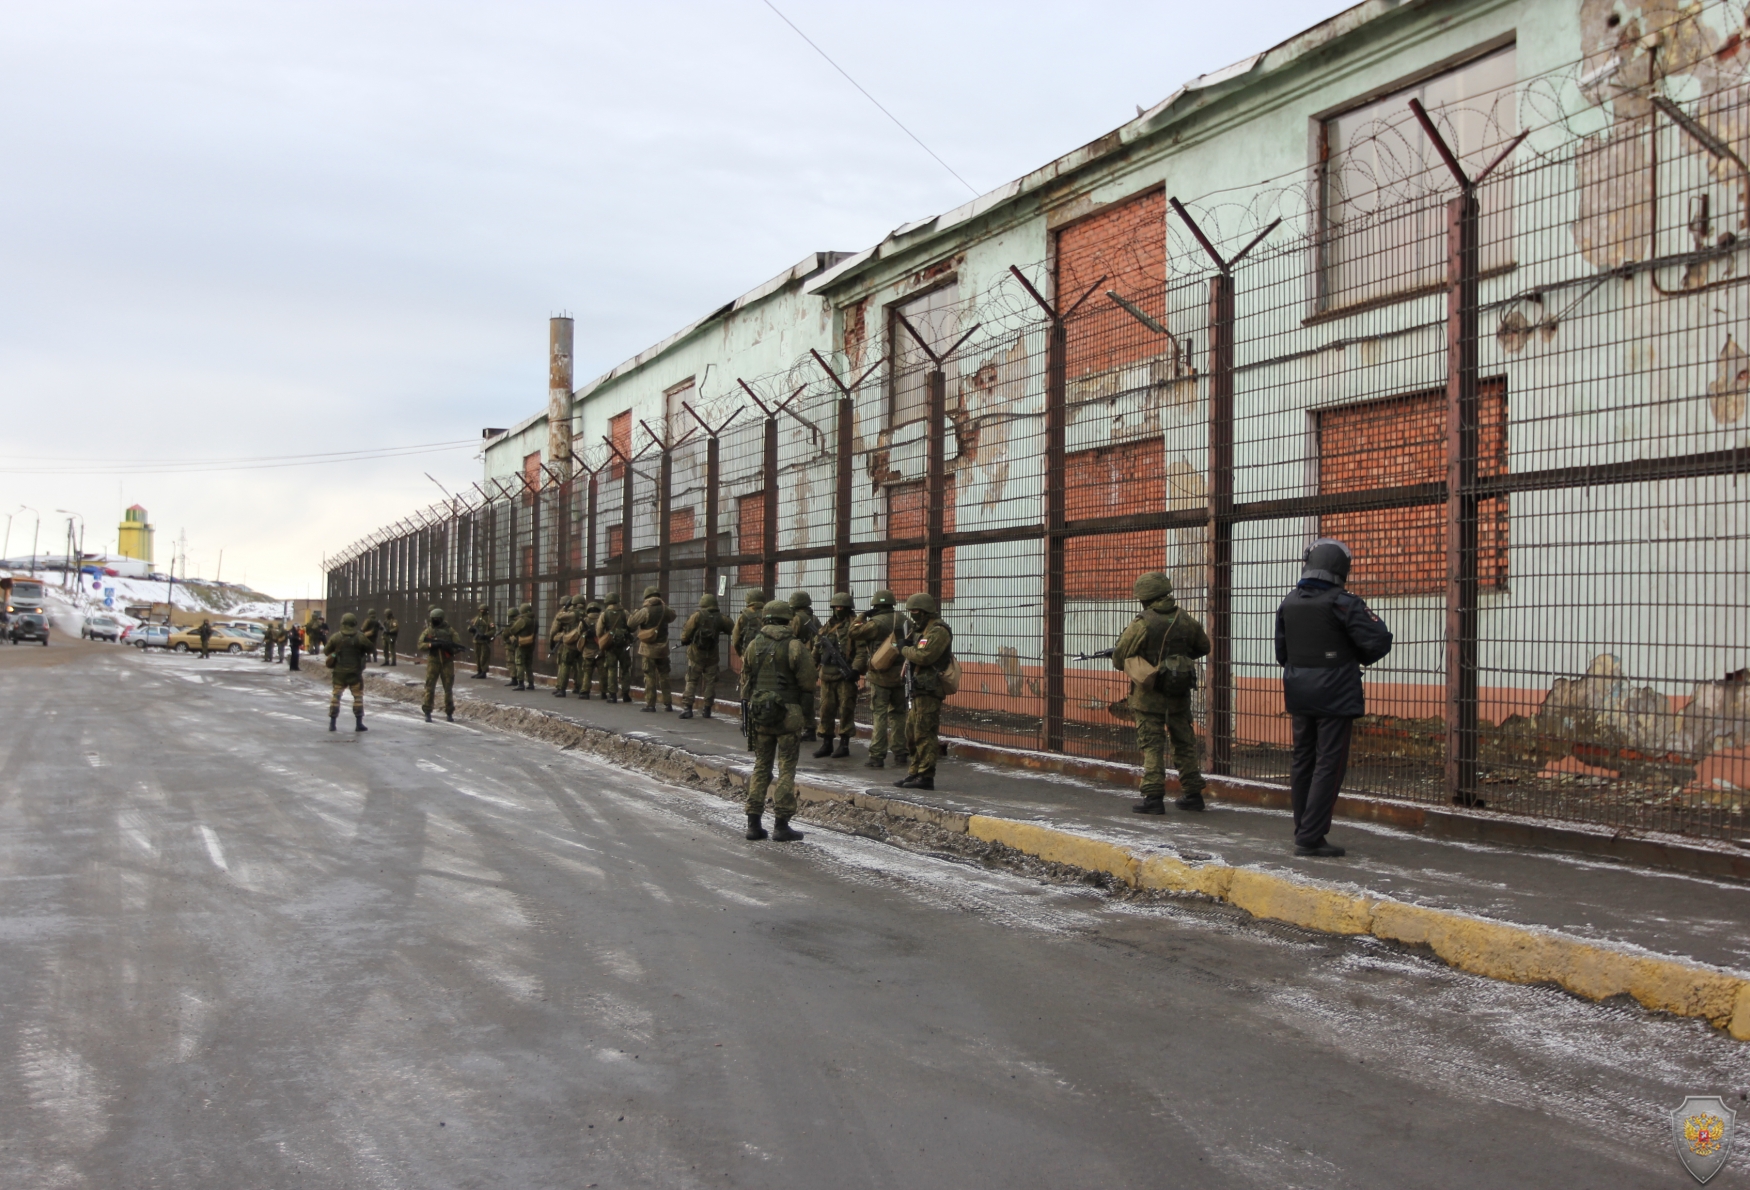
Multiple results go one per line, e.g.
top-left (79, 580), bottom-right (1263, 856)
top-left (5, 577), bottom-right (46, 615)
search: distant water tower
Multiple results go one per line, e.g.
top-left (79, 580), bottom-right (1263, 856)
top-left (118, 504), bottom-right (154, 565)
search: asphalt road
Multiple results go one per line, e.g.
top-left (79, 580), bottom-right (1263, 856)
top-left (2, 641), bottom-right (1745, 1189)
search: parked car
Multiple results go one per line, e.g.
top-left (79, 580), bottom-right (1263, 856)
top-left (8, 612), bottom-right (49, 646)
top-left (166, 626), bottom-right (259, 654)
top-left (220, 621), bottom-right (267, 640)
top-left (131, 625), bottom-right (176, 651)
top-left (82, 615), bottom-right (121, 642)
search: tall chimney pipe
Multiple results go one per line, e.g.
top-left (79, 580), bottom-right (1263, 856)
top-left (548, 315), bottom-right (575, 478)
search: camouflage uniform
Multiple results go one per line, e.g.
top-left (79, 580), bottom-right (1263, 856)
top-left (196, 619), bottom-right (212, 659)
top-left (508, 603), bottom-right (537, 689)
top-left (417, 607), bottom-right (460, 721)
top-left (549, 598), bottom-right (581, 697)
top-left (788, 591), bottom-right (822, 741)
top-left (678, 594), bottom-right (734, 718)
top-left (730, 591), bottom-right (769, 751)
top-left (850, 590), bottom-right (907, 769)
top-left (594, 594), bottom-right (633, 701)
top-left (325, 613), bottom-right (369, 730)
top-left (468, 605), bottom-right (496, 678)
top-left (361, 610), bottom-right (381, 664)
top-left (382, 610), bottom-right (399, 666)
top-left (627, 587), bottom-right (677, 711)
top-left (740, 599), bottom-right (816, 841)
top-left (577, 598), bottom-right (604, 697)
top-left (304, 609), bottom-right (324, 655)
top-left (813, 593), bottom-right (859, 758)
top-left (896, 593), bottom-right (953, 790)
top-left (1111, 572), bottom-right (1212, 813)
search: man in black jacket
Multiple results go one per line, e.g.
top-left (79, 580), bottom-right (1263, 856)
top-left (1274, 539), bottom-right (1393, 858)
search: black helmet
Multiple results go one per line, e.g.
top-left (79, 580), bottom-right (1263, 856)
top-left (1302, 538), bottom-right (1352, 584)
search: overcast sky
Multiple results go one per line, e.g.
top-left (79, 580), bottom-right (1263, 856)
top-left (0, 0), bottom-right (1331, 599)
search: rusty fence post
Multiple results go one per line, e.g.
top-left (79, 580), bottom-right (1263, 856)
top-left (1207, 273), bottom-right (1235, 776)
top-left (586, 472), bottom-right (599, 601)
top-left (835, 392), bottom-right (854, 593)
top-left (1446, 191), bottom-right (1481, 806)
top-left (925, 368), bottom-right (947, 601)
top-left (762, 413), bottom-right (779, 597)
top-left (1044, 320), bottom-right (1067, 753)
top-left (705, 434), bottom-right (721, 597)
top-left (620, 450), bottom-right (635, 607)
top-left (658, 444), bottom-right (673, 598)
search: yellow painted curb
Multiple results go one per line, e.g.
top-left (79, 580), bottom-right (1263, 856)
top-left (969, 816), bottom-right (1750, 1036)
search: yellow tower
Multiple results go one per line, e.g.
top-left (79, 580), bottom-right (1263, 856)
top-left (117, 504), bottom-right (154, 565)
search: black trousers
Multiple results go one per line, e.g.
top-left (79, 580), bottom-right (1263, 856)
top-left (1289, 714), bottom-right (1353, 847)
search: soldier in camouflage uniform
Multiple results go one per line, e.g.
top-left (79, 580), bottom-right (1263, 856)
top-left (1111, 571), bottom-right (1212, 814)
top-left (895, 592), bottom-right (953, 791)
top-left (850, 589), bottom-right (907, 770)
top-left (739, 599), bottom-right (816, 842)
top-left (325, 612), bottom-right (369, 732)
top-left (787, 590), bottom-right (822, 741)
top-left (549, 596), bottom-right (581, 697)
top-left (678, 593), bottom-right (734, 719)
top-left (812, 592), bottom-right (859, 758)
top-left (468, 604), bottom-right (496, 678)
top-left (594, 592), bottom-right (633, 702)
top-left (730, 590), bottom-right (768, 750)
top-left (575, 596), bottom-right (604, 697)
top-left (361, 609), bottom-right (381, 664)
top-left (304, 608), bottom-right (324, 656)
top-left (502, 602), bottom-right (534, 689)
top-left (382, 609), bottom-right (400, 666)
top-left (417, 606), bottom-right (460, 722)
top-left (627, 586), bottom-right (677, 712)
top-left (196, 618), bottom-right (213, 659)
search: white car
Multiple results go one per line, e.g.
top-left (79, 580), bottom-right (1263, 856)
top-left (82, 615), bottom-right (121, 642)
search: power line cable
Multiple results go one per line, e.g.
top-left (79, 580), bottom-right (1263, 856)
top-left (759, 0), bottom-right (978, 197)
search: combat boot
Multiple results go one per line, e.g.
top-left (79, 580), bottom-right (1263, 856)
top-left (354, 711), bottom-right (367, 733)
top-left (894, 774), bottom-right (918, 788)
top-left (909, 775), bottom-right (934, 791)
top-left (800, 728), bottom-right (818, 743)
top-left (864, 756), bottom-right (884, 769)
top-left (832, 734), bottom-right (850, 759)
top-left (772, 817), bottom-right (803, 842)
top-left (700, 708), bottom-right (712, 719)
top-left (424, 710), bottom-right (432, 722)
top-left (445, 712), bottom-right (453, 723)
top-left (812, 736), bottom-right (834, 758)
top-left (1132, 794), bottom-right (1166, 815)
top-left (328, 711), bottom-right (338, 732)
top-left (678, 708), bottom-right (693, 719)
top-left (641, 704), bottom-right (656, 714)
top-left (745, 814), bottom-right (768, 841)
top-left (554, 689), bottom-right (566, 698)
top-left (1175, 792), bottom-right (1206, 812)
top-left (579, 690), bottom-right (591, 700)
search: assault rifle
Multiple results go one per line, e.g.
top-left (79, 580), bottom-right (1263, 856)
top-left (896, 619), bottom-right (917, 701)
top-left (740, 697), bottom-right (751, 742)
top-left (1072, 647), bottom-right (1115, 662)
top-left (818, 629), bottom-right (858, 684)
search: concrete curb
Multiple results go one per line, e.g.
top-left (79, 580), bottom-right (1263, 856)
top-left (317, 668), bottom-right (1750, 1041)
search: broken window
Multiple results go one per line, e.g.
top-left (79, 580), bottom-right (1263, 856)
top-left (608, 410), bottom-right (632, 479)
top-left (522, 451), bottom-right (542, 505)
top-left (736, 493), bottom-right (765, 587)
top-left (1065, 438), bottom-right (1164, 599)
top-left (888, 283), bottom-right (959, 430)
top-left (886, 479), bottom-right (955, 600)
top-left (1315, 382), bottom-right (1508, 597)
top-left (1320, 44), bottom-right (1517, 309)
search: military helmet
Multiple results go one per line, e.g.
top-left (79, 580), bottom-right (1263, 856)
top-left (1133, 571), bottom-right (1174, 605)
top-left (520, 602), bottom-right (533, 614)
top-left (1302, 537), bottom-right (1352, 584)
top-left (643, 585), bottom-right (662, 600)
top-left (477, 603), bottom-right (489, 613)
top-left (788, 590), bottom-right (812, 609)
top-left (829, 592), bottom-right (854, 610)
top-left (905, 592), bottom-right (939, 616)
top-left (429, 606), bottom-right (445, 622)
top-left (870, 589), bottom-right (896, 609)
top-left (763, 598), bottom-right (792, 622)
top-left (366, 607), bottom-right (376, 616)
top-left (604, 592), bottom-right (621, 605)
top-left (699, 593), bottom-right (719, 610)
top-left (586, 599), bottom-right (602, 613)
top-left (745, 589), bottom-right (768, 606)
top-left (340, 612), bottom-right (358, 628)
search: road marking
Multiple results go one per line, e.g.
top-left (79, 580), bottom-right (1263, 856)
top-left (452, 787), bottom-right (523, 811)
top-left (197, 826), bottom-right (229, 872)
top-left (85, 753), bottom-right (105, 768)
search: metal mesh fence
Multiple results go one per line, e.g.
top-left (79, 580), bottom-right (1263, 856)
top-left (327, 28), bottom-right (1750, 840)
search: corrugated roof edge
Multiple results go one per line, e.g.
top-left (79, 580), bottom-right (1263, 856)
top-left (482, 250), bottom-right (853, 451)
top-left (805, 0), bottom-right (1400, 298)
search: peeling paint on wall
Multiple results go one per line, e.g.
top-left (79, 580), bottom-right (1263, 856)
top-left (1708, 333), bottom-right (1750, 421)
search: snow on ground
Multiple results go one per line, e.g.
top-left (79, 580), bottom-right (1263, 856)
top-left (3, 567), bottom-right (285, 629)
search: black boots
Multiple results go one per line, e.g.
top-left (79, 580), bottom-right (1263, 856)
top-left (799, 728), bottom-right (817, 743)
top-left (864, 756), bottom-right (884, 769)
top-left (424, 710), bottom-right (432, 723)
top-left (446, 712), bottom-right (453, 722)
top-left (554, 689), bottom-right (567, 698)
top-left (580, 690), bottom-right (591, 700)
top-left (894, 773), bottom-right (933, 790)
top-left (328, 712), bottom-right (338, 732)
top-left (678, 708), bottom-right (693, 719)
top-left (1294, 841), bottom-right (1346, 858)
top-left (354, 711), bottom-right (367, 733)
top-left (832, 734), bottom-right (850, 759)
top-left (641, 705), bottom-right (656, 714)
top-left (772, 817), bottom-right (803, 842)
top-left (1132, 795), bottom-right (1166, 815)
top-left (812, 736), bottom-right (834, 758)
top-left (700, 709), bottom-right (712, 719)
top-left (745, 814), bottom-right (768, 841)
top-left (1175, 792), bottom-right (1207, 812)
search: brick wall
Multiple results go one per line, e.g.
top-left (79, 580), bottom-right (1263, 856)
top-left (1317, 381), bottom-right (1507, 597)
top-left (522, 451), bottom-right (541, 505)
top-left (1055, 188), bottom-right (1166, 381)
top-left (1065, 437), bottom-right (1163, 598)
top-left (669, 507), bottom-right (695, 543)
top-left (607, 523), bottom-right (625, 560)
top-left (887, 479), bottom-right (956, 601)
top-left (608, 411), bottom-right (631, 480)
top-left (736, 493), bottom-right (764, 587)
